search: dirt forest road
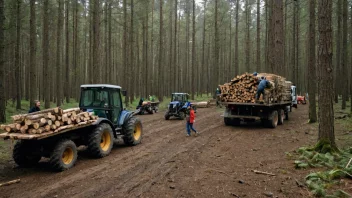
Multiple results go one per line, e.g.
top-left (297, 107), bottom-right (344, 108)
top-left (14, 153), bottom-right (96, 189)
top-left (0, 105), bottom-right (316, 198)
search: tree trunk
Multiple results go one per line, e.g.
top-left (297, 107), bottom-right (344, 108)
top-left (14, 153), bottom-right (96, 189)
top-left (245, 0), bottom-right (250, 71)
top-left (272, 0), bottom-right (284, 75)
top-left (29, 0), bottom-right (37, 106)
top-left (65, 0), bottom-right (70, 103)
top-left (0, 0), bottom-right (5, 122)
top-left (256, 0), bottom-right (260, 72)
top-left (214, 0), bottom-right (219, 89)
top-left (341, 0), bottom-right (348, 110)
top-left (93, 0), bottom-right (100, 83)
top-left (191, 0), bottom-right (196, 100)
top-left (15, 0), bottom-right (21, 110)
top-left (335, 0), bottom-right (342, 103)
top-left (56, 0), bottom-right (63, 107)
top-left (158, 0), bottom-right (163, 100)
top-left (123, 0), bottom-right (128, 106)
top-left (130, 0), bottom-right (134, 103)
top-left (202, 0), bottom-right (207, 93)
top-left (317, 0), bottom-right (336, 150)
top-left (43, 0), bottom-right (50, 109)
top-left (308, 0), bottom-right (317, 123)
top-left (174, 0), bottom-right (178, 93)
top-left (234, 0), bottom-right (239, 76)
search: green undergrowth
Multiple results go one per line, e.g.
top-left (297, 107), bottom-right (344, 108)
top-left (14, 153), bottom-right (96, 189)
top-left (295, 146), bottom-right (352, 197)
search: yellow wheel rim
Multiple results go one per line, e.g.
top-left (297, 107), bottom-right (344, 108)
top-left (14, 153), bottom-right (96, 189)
top-left (62, 147), bottom-right (74, 165)
top-left (133, 123), bottom-right (142, 141)
top-left (100, 131), bottom-right (111, 151)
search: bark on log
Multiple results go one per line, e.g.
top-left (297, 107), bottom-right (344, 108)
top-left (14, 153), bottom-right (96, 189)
top-left (54, 124), bottom-right (74, 133)
top-left (11, 107), bottom-right (62, 122)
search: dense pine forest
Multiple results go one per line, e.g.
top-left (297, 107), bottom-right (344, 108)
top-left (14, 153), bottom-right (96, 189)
top-left (0, 0), bottom-right (351, 124)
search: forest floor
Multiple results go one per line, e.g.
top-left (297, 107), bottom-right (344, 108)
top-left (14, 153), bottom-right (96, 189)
top-left (0, 101), bottom-right (351, 198)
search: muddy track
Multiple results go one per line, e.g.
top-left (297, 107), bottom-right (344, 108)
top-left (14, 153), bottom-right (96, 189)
top-left (0, 106), bottom-right (316, 197)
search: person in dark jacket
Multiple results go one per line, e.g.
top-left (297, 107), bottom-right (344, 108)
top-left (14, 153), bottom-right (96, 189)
top-left (256, 77), bottom-right (270, 101)
top-left (28, 100), bottom-right (41, 113)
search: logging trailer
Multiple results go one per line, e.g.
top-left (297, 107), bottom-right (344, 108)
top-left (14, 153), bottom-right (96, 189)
top-left (0, 84), bottom-right (143, 171)
top-left (221, 84), bottom-right (297, 128)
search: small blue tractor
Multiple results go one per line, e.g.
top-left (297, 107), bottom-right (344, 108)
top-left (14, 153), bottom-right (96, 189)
top-left (164, 93), bottom-right (191, 120)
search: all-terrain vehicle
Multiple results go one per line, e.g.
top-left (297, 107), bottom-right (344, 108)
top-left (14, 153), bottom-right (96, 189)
top-left (164, 93), bottom-right (190, 120)
top-left (0, 84), bottom-right (143, 171)
top-left (136, 98), bottom-right (159, 115)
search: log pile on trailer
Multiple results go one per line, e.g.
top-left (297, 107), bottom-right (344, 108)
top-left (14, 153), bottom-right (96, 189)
top-left (219, 73), bottom-right (292, 104)
top-left (0, 107), bottom-right (98, 134)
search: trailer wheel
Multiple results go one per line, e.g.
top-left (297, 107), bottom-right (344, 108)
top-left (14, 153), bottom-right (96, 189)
top-left (13, 141), bottom-right (41, 167)
top-left (49, 139), bottom-right (77, 171)
top-left (224, 118), bottom-right (232, 126)
top-left (88, 123), bottom-right (114, 158)
top-left (268, 110), bottom-right (278, 128)
top-left (165, 111), bottom-right (170, 120)
top-left (285, 108), bottom-right (289, 120)
top-left (154, 107), bottom-right (159, 113)
top-left (148, 106), bottom-right (154, 114)
top-left (278, 109), bottom-right (285, 125)
top-left (123, 117), bottom-right (143, 146)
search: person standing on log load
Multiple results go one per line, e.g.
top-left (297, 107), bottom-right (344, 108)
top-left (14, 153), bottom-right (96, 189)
top-left (256, 77), bottom-right (270, 102)
top-left (28, 100), bottom-right (41, 113)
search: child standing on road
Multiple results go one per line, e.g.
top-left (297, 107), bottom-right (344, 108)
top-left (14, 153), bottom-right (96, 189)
top-left (186, 104), bottom-right (198, 137)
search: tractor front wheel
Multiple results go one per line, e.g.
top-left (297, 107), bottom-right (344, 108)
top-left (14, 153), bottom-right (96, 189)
top-left (179, 112), bottom-right (185, 120)
top-left (164, 111), bottom-right (170, 120)
top-left (87, 123), bottom-right (114, 158)
top-left (123, 117), bottom-right (143, 146)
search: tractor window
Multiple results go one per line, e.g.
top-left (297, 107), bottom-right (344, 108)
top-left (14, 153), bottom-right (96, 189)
top-left (111, 91), bottom-right (121, 108)
top-left (80, 89), bottom-right (109, 108)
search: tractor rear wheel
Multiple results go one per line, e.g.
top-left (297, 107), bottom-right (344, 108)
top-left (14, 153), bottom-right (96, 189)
top-left (179, 112), bottom-right (185, 120)
top-left (13, 141), bottom-right (42, 167)
top-left (123, 117), bottom-right (143, 146)
top-left (49, 139), bottom-right (77, 171)
top-left (87, 123), bottom-right (114, 158)
top-left (164, 111), bottom-right (170, 120)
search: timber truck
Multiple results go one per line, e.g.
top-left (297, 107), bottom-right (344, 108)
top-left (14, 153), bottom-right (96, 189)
top-left (220, 73), bottom-right (297, 128)
top-left (0, 84), bottom-right (143, 171)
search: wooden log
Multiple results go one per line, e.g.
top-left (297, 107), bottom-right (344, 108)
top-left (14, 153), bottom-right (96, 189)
top-left (15, 124), bottom-right (21, 131)
top-left (61, 114), bottom-right (69, 122)
top-left (0, 124), bottom-right (5, 130)
top-left (5, 124), bottom-right (16, 132)
top-left (44, 125), bottom-right (51, 132)
top-left (54, 121), bottom-right (61, 127)
top-left (54, 124), bottom-right (74, 133)
top-left (11, 107), bottom-right (62, 122)
top-left (37, 127), bottom-right (45, 134)
top-left (63, 108), bottom-right (80, 113)
top-left (77, 121), bottom-right (88, 126)
top-left (47, 120), bottom-right (53, 126)
top-left (77, 112), bottom-right (89, 118)
top-left (20, 125), bottom-right (28, 134)
top-left (28, 128), bottom-right (37, 134)
top-left (32, 123), bottom-right (40, 129)
top-left (51, 125), bottom-right (57, 130)
top-left (0, 179), bottom-right (21, 187)
top-left (65, 119), bottom-right (72, 125)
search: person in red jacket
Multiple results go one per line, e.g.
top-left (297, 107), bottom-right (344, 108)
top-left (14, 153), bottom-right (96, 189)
top-left (186, 104), bottom-right (198, 137)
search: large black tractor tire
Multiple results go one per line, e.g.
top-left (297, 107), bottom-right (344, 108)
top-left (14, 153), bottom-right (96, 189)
top-left (49, 139), bottom-right (78, 172)
top-left (267, 110), bottom-right (279, 128)
top-left (154, 107), bottom-right (159, 113)
top-left (224, 118), bottom-right (232, 126)
top-left (87, 123), bottom-right (114, 158)
top-left (278, 109), bottom-right (285, 125)
top-left (179, 112), bottom-right (185, 120)
top-left (123, 117), bottom-right (143, 146)
top-left (13, 141), bottom-right (42, 167)
top-left (165, 111), bottom-right (170, 120)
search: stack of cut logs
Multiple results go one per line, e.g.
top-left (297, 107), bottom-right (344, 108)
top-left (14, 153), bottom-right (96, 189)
top-left (219, 73), bottom-right (292, 104)
top-left (0, 107), bottom-right (98, 134)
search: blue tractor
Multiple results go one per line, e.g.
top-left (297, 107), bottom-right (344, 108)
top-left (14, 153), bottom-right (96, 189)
top-left (164, 93), bottom-right (190, 120)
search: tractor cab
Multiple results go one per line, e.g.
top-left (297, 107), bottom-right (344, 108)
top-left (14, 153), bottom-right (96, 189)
top-left (79, 84), bottom-right (125, 126)
top-left (171, 93), bottom-right (189, 104)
